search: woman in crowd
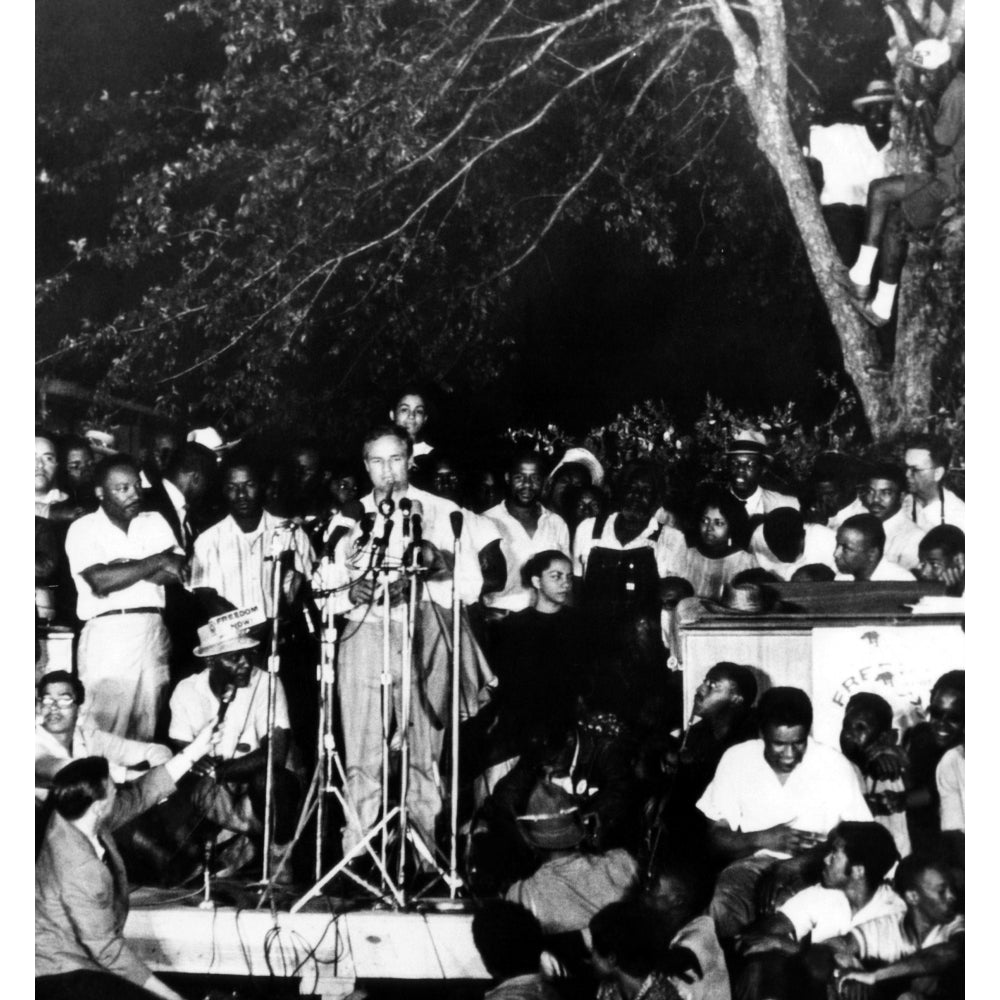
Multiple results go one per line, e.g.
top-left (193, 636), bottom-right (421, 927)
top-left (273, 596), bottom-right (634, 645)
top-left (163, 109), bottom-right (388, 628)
top-left (677, 486), bottom-right (756, 600)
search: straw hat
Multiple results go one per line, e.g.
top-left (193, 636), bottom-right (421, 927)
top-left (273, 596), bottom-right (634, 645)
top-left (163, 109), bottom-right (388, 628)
top-left (548, 447), bottom-right (605, 488)
top-left (852, 79), bottom-right (895, 111)
top-left (193, 608), bottom-right (263, 658)
top-left (726, 429), bottom-right (770, 458)
top-left (702, 581), bottom-right (781, 616)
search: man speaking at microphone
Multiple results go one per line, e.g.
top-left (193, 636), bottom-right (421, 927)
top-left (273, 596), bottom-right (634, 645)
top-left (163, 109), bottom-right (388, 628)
top-left (325, 424), bottom-right (484, 862)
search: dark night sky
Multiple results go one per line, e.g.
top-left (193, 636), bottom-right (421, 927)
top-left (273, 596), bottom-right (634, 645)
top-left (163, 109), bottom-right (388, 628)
top-left (36, 0), bottom-right (882, 445)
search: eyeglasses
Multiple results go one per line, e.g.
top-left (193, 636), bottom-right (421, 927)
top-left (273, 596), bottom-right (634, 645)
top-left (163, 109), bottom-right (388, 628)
top-left (905, 466), bottom-right (935, 475)
top-left (39, 695), bottom-right (76, 709)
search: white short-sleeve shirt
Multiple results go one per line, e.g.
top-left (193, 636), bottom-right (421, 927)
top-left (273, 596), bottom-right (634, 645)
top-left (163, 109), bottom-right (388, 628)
top-left (168, 667), bottom-right (290, 760)
top-left (696, 738), bottom-right (872, 854)
top-left (65, 508), bottom-right (180, 620)
top-left (484, 502), bottom-right (571, 612)
top-left (778, 883), bottom-right (905, 944)
top-left (750, 522), bottom-right (837, 580)
top-left (936, 744), bottom-right (965, 833)
top-left (851, 913), bottom-right (964, 963)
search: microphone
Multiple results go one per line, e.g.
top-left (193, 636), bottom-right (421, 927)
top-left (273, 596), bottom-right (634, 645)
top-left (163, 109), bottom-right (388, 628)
top-left (324, 524), bottom-right (352, 562)
top-left (212, 683), bottom-right (237, 747)
top-left (373, 518), bottom-right (394, 571)
top-left (449, 510), bottom-right (464, 540)
top-left (411, 512), bottom-right (423, 549)
top-left (399, 497), bottom-right (412, 539)
top-left (357, 513), bottom-right (376, 550)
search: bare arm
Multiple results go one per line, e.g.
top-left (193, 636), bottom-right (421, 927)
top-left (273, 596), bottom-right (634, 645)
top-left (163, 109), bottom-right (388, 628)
top-left (839, 939), bottom-right (963, 995)
top-left (707, 818), bottom-right (824, 861)
top-left (81, 549), bottom-right (186, 596)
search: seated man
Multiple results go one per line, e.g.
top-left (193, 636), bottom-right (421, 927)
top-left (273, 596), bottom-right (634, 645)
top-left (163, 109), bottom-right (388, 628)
top-left (827, 855), bottom-right (963, 998)
top-left (839, 692), bottom-right (911, 856)
top-left (833, 514), bottom-right (915, 582)
top-left (847, 40), bottom-right (963, 330)
top-left (505, 780), bottom-right (638, 935)
top-left (735, 822), bottom-right (903, 1000)
top-left (697, 687), bottom-right (872, 940)
top-left (647, 662), bottom-right (758, 865)
top-left (902, 670), bottom-right (964, 855)
top-left (35, 671), bottom-right (172, 801)
top-left (859, 463), bottom-right (925, 571)
top-left (471, 901), bottom-right (561, 1000)
top-left (749, 508), bottom-right (837, 580)
top-left (168, 620), bottom-right (301, 879)
top-left (916, 524), bottom-right (964, 595)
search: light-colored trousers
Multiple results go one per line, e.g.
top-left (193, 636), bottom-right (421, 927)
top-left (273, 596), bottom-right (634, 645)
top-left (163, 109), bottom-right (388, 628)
top-left (77, 613), bottom-right (170, 741)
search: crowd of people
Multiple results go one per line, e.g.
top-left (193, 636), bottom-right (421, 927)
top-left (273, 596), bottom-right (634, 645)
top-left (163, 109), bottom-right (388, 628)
top-left (34, 383), bottom-right (965, 999)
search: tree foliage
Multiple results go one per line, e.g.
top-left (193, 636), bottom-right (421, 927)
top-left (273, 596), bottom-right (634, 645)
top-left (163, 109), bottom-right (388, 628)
top-left (36, 0), bottom-right (961, 444)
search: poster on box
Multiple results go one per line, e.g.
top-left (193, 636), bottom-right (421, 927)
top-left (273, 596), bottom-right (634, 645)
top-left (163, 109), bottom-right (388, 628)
top-left (811, 625), bottom-right (964, 747)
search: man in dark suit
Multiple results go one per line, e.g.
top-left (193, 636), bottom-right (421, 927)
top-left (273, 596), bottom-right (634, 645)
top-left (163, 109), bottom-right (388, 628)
top-left (143, 442), bottom-right (220, 691)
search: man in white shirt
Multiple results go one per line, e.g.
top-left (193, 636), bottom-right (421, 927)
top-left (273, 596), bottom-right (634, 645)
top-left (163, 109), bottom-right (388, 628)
top-left (65, 456), bottom-right (186, 739)
top-left (750, 507), bottom-right (837, 580)
top-left (35, 671), bottom-right (172, 801)
top-left (697, 687), bottom-right (871, 939)
top-left (725, 433), bottom-right (799, 522)
top-left (859, 463), bottom-right (926, 571)
top-left (833, 514), bottom-right (915, 582)
top-left (901, 435), bottom-right (965, 532)
top-left (485, 451), bottom-right (571, 613)
top-left (190, 458), bottom-right (315, 619)
top-left (829, 855), bottom-right (964, 997)
top-left (169, 622), bottom-right (299, 877)
top-left (323, 425), bottom-right (486, 857)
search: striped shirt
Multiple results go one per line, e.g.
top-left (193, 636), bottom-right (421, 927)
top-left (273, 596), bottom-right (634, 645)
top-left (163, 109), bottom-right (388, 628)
top-left (190, 511), bottom-right (315, 617)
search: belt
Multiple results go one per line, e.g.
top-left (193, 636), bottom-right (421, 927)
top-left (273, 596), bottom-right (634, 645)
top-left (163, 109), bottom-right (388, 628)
top-left (93, 607), bottom-right (163, 619)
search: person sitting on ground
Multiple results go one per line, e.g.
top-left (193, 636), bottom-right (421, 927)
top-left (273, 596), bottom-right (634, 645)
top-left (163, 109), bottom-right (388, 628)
top-left (35, 672), bottom-right (172, 802)
top-left (724, 431), bottom-right (800, 525)
top-left (901, 671), bottom-right (964, 860)
top-left (697, 686), bottom-right (872, 941)
top-left (590, 899), bottom-right (695, 1000)
top-left (901, 434), bottom-right (965, 531)
top-left (846, 40), bottom-right (964, 331)
top-left (482, 551), bottom-right (588, 785)
top-left (749, 507), bottom-right (837, 581)
top-left (734, 822), bottom-right (902, 1000)
top-left (506, 779), bottom-right (639, 936)
top-left (645, 662), bottom-right (758, 866)
top-left (674, 486), bottom-right (757, 601)
top-left (471, 900), bottom-right (562, 1000)
top-left (916, 524), bottom-right (964, 595)
top-left (641, 861), bottom-right (731, 1000)
top-left (826, 854), bottom-right (963, 999)
top-left (859, 462), bottom-right (926, 571)
top-left (484, 451), bottom-right (571, 618)
top-left (833, 513), bottom-right (915, 581)
top-left (839, 692), bottom-right (911, 856)
top-left (167, 622), bottom-right (301, 881)
top-left (35, 723), bottom-right (217, 1000)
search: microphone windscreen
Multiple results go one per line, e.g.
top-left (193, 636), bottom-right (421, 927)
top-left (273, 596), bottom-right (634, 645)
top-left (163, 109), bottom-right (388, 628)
top-left (359, 513), bottom-right (376, 544)
top-left (449, 510), bottom-right (464, 539)
top-left (399, 498), bottom-right (412, 514)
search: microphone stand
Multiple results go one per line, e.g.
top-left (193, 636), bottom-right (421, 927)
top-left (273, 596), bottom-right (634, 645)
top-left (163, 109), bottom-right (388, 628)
top-left (261, 526), bottom-right (289, 883)
top-left (396, 501), bottom-right (415, 889)
top-left (448, 513), bottom-right (463, 898)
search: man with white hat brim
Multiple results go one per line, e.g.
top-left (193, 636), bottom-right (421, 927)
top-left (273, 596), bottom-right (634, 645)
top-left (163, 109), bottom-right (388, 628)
top-left (168, 615), bottom-right (299, 882)
top-left (725, 431), bottom-right (800, 521)
top-left (844, 38), bottom-right (963, 332)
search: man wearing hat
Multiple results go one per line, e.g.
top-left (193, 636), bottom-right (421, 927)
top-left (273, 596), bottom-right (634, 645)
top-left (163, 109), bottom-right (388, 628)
top-left (168, 615), bottom-right (299, 878)
top-left (505, 779), bottom-right (639, 935)
top-left (846, 39), bottom-right (963, 329)
top-left (725, 432), bottom-right (800, 523)
top-left (805, 79), bottom-right (893, 264)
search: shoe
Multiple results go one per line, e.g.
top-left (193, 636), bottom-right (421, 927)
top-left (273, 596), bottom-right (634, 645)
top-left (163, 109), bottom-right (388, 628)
top-left (852, 298), bottom-right (891, 328)
top-left (830, 267), bottom-right (870, 301)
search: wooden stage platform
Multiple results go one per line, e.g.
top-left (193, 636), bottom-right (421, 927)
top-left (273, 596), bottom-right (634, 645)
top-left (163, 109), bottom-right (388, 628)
top-left (126, 885), bottom-right (490, 999)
